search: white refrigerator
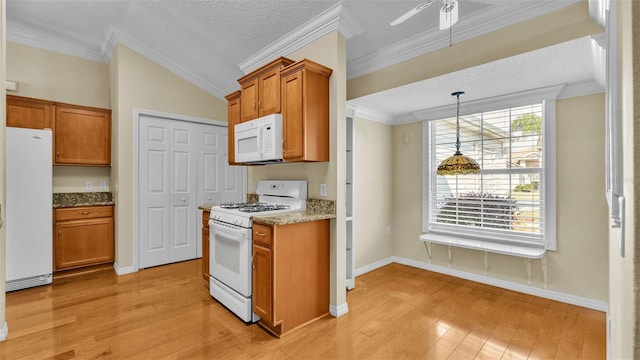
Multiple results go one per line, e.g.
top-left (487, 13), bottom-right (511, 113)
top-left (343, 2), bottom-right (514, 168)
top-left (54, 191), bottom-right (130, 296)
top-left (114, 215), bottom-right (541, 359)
top-left (5, 127), bottom-right (53, 291)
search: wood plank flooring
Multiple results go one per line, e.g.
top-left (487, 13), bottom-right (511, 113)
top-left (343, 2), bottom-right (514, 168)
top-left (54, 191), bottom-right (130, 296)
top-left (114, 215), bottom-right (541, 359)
top-left (0, 260), bottom-right (605, 359)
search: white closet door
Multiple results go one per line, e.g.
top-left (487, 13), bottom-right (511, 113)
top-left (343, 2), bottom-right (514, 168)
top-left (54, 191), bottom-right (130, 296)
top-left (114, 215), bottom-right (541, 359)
top-left (169, 122), bottom-right (198, 263)
top-left (196, 123), bottom-right (223, 257)
top-left (222, 132), bottom-right (244, 203)
top-left (139, 116), bottom-right (171, 268)
top-left (197, 124), bottom-right (223, 206)
top-left (139, 115), bottom-right (242, 267)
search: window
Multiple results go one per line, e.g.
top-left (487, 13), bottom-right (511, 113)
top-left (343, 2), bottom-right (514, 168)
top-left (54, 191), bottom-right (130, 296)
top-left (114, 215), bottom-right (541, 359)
top-left (422, 88), bottom-right (558, 250)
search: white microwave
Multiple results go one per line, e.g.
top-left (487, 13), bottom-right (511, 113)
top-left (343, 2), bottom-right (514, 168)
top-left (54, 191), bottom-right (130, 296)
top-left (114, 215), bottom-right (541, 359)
top-left (234, 113), bottom-right (283, 164)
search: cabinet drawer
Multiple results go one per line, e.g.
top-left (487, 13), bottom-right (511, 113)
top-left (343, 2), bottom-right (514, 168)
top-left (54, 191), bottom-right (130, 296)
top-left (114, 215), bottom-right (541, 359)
top-left (55, 205), bottom-right (113, 221)
top-left (253, 223), bottom-right (273, 247)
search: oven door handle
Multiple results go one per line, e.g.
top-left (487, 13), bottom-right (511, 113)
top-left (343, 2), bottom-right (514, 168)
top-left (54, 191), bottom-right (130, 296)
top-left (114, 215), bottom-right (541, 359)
top-left (210, 221), bottom-right (249, 240)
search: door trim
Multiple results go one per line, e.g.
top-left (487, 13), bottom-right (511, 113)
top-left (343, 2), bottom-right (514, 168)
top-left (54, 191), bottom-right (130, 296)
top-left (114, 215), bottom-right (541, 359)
top-left (133, 108), bottom-right (247, 273)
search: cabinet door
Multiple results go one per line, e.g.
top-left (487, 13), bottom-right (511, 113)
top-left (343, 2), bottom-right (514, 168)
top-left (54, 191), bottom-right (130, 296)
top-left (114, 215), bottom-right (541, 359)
top-left (202, 220), bottom-right (210, 280)
top-left (253, 244), bottom-right (273, 323)
top-left (6, 96), bottom-right (54, 129)
top-left (258, 67), bottom-right (282, 116)
top-left (240, 78), bottom-right (259, 122)
top-left (226, 93), bottom-right (241, 164)
top-left (281, 70), bottom-right (305, 160)
top-left (55, 105), bottom-right (111, 165)
top-left (55, 217), bottom-right (114, 270)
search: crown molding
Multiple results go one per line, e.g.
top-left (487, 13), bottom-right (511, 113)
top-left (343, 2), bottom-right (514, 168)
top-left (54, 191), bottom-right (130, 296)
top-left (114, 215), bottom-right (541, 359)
top-left (238, 2), bottom-right (362, 75)
top-left (345, 103), bottom-right (358, 118)
top-left (353, 105), bottom-right (394, 125)
top-left (347, 0), bottom-right (582, 80)
top-left (7, 28), bottom-right (106, 63)
top-left (557, 80), bottom-right (603, 99)
top-left (338, 5), bottom-right (364, 40)
top-left (102, 27), bottom-right (228, 98)
top-left (414, 84), bottom-right (565, 122)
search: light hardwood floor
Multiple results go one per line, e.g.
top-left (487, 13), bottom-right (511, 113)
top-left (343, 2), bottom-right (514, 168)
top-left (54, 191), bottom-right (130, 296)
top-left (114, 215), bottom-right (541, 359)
top-left (0, 260), bottom-right (605, 359)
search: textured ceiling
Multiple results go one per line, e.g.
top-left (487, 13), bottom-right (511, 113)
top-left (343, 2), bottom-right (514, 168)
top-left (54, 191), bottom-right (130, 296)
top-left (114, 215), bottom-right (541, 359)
top-left (6, 0), bottom-right (596, 123)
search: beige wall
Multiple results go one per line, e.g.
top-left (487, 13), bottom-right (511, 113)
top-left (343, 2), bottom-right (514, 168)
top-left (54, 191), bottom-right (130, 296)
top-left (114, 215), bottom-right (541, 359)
top-left (7, 41), bottom-right (109, 108)
top-left (109, 44), bottom-right (227, 269)
top-left (609, 0), bottom-right (637, 357)
top-left (353, 117), bottom-right (393, 267)
top-left (248, 30), bottom-right (348, 309)
top-left (389, 94), bottom-right (609, 302)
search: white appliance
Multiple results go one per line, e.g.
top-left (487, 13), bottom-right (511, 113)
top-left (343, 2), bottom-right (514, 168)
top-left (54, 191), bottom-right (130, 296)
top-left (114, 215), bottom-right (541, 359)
top-left (234, 113), bottom-right (283, 164)
top-left (5, 127), bottom-right (53, 292)
top-left (209, 180), bottom-right (307, 322)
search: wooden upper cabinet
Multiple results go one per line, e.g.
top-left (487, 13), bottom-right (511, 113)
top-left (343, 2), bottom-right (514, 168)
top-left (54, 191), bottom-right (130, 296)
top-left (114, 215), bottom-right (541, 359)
top-left (238, 57), bottom-right (294, 123)
top-left (6, 95), bottom-right (54, 129)
top-left (281, 59), bottom-right (332, 162)
top-left (225, 91), bottom-right (241, 165)
top-left (55, 104), bottom-right (111, 166)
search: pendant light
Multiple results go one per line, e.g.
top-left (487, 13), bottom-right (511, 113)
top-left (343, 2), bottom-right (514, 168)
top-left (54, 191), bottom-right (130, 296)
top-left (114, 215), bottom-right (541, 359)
top-left (436, 91), bottom-right (481, 175)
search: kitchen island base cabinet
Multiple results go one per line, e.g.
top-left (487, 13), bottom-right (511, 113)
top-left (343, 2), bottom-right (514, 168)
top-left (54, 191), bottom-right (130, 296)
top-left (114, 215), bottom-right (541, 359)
top-left (54, 205), bottom-right (114, 271)
top-left (252, 220), bottom-right (330, 338)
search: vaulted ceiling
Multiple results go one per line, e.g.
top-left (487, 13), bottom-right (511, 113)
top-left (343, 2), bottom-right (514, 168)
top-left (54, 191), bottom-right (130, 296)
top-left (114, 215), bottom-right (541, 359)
top-left (6, 0), bottom-right (601, 122)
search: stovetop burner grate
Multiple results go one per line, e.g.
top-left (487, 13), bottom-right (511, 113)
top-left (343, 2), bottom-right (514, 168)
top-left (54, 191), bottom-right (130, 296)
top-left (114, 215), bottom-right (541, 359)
top-left (219, 202), bottom-right (291, 213)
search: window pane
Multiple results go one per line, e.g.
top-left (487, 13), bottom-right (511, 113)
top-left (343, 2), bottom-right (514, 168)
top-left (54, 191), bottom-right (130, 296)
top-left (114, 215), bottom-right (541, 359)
top-left (430, 101), bottom-right (544, 243)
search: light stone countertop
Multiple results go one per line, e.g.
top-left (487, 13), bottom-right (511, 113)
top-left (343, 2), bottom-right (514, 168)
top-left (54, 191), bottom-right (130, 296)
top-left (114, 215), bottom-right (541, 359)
top-left (199, 198), bottom-right (335, 225)
top-left (198, 204), bottom-right (217, 211)
top-left (252, 211), bottom-right (336, 226)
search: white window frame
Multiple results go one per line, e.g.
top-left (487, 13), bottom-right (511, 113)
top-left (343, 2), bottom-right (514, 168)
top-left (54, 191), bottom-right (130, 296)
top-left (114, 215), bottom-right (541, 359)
top-left (421, 86), bottom-right (562, 250)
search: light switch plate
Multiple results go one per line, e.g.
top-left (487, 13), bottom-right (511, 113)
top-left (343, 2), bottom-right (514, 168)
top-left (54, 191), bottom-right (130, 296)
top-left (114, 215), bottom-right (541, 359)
top-left (99, 180), bottom-right (107, 190)
top-left (86, 181), bottom-right (93, 190)
top-left (320, 184), bottom-right (327, 197)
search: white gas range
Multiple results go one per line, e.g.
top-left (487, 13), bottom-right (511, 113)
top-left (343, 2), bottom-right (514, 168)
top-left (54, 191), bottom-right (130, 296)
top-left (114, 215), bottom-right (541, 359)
top-left (208, 180), bottom-right (307, 322)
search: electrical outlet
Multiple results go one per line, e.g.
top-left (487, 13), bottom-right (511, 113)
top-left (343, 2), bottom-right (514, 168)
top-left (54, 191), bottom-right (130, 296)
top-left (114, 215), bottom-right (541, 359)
top-left (320, 184), bottom-right (327, 197)
top-left (85, 181), bottom-right (93, 190)
top-left (99, 180), bottom-right (107, 190)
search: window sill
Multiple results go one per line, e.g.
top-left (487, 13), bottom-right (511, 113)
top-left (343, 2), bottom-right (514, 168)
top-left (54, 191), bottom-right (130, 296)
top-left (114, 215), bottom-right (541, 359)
top-left (419, 233), bottom-right (547, 288)
top-left (419, 233), bottom-right (545, 259)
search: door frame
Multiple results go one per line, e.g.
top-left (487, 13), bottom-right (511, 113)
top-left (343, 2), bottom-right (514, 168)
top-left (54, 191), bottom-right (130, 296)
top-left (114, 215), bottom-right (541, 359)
top-left (133, 108), bottom-right (247, 272)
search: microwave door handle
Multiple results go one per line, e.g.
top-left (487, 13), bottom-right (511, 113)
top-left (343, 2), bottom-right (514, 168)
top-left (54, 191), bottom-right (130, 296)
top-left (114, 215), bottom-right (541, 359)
top-left (257, 126), bottom-right (263, 156)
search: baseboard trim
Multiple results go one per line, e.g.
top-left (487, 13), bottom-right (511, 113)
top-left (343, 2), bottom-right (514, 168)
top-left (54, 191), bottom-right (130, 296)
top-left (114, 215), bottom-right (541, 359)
top-left (354, 257), bottom-right (394, 277)
top-left (330, 302), bottom-right (349, 318)
top-left (354, 256), bottom-right (609, 312)
top-left (0, 322), bottom-right (7, 341)
top-left (113, 262), bottom-right (137, 276)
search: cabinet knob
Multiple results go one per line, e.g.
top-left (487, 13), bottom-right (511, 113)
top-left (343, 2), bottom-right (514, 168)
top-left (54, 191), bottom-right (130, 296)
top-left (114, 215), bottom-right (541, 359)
top-left (56, 151), bottom-right (60, 157)
top-left (182, 198), bottom-right (186, 202)
top-left (255, 232), bottom-right (265, 237)
top-left (80, 211), bottom-right (90, 215)
top-left (253, 102), bottom-right (256, 111)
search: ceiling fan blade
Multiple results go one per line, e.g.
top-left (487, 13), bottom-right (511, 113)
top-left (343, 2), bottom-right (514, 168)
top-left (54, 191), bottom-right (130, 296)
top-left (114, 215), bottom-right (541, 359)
top-left (439, 0), bottom-right (459, 30)
top-left (390, 0), bottom-right (437, 26)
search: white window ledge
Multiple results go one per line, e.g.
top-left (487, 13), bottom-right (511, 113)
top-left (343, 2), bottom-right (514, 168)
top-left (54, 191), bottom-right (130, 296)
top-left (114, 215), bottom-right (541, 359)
top-left (419, 233), bottom-right (547, 288)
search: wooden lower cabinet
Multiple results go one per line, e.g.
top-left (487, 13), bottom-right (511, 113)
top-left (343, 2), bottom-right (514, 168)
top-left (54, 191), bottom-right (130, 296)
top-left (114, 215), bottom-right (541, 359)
top-left (252, 220), bottom-right (330, 337)
top-left (202, 210), bottom-right (210, 281)
top-left (54, 205), bottom-right (114, 271)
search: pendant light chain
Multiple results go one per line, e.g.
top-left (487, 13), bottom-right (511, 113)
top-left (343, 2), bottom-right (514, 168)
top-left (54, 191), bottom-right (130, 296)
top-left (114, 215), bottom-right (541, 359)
top-left (454, 91), bottom-right (462, 155)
